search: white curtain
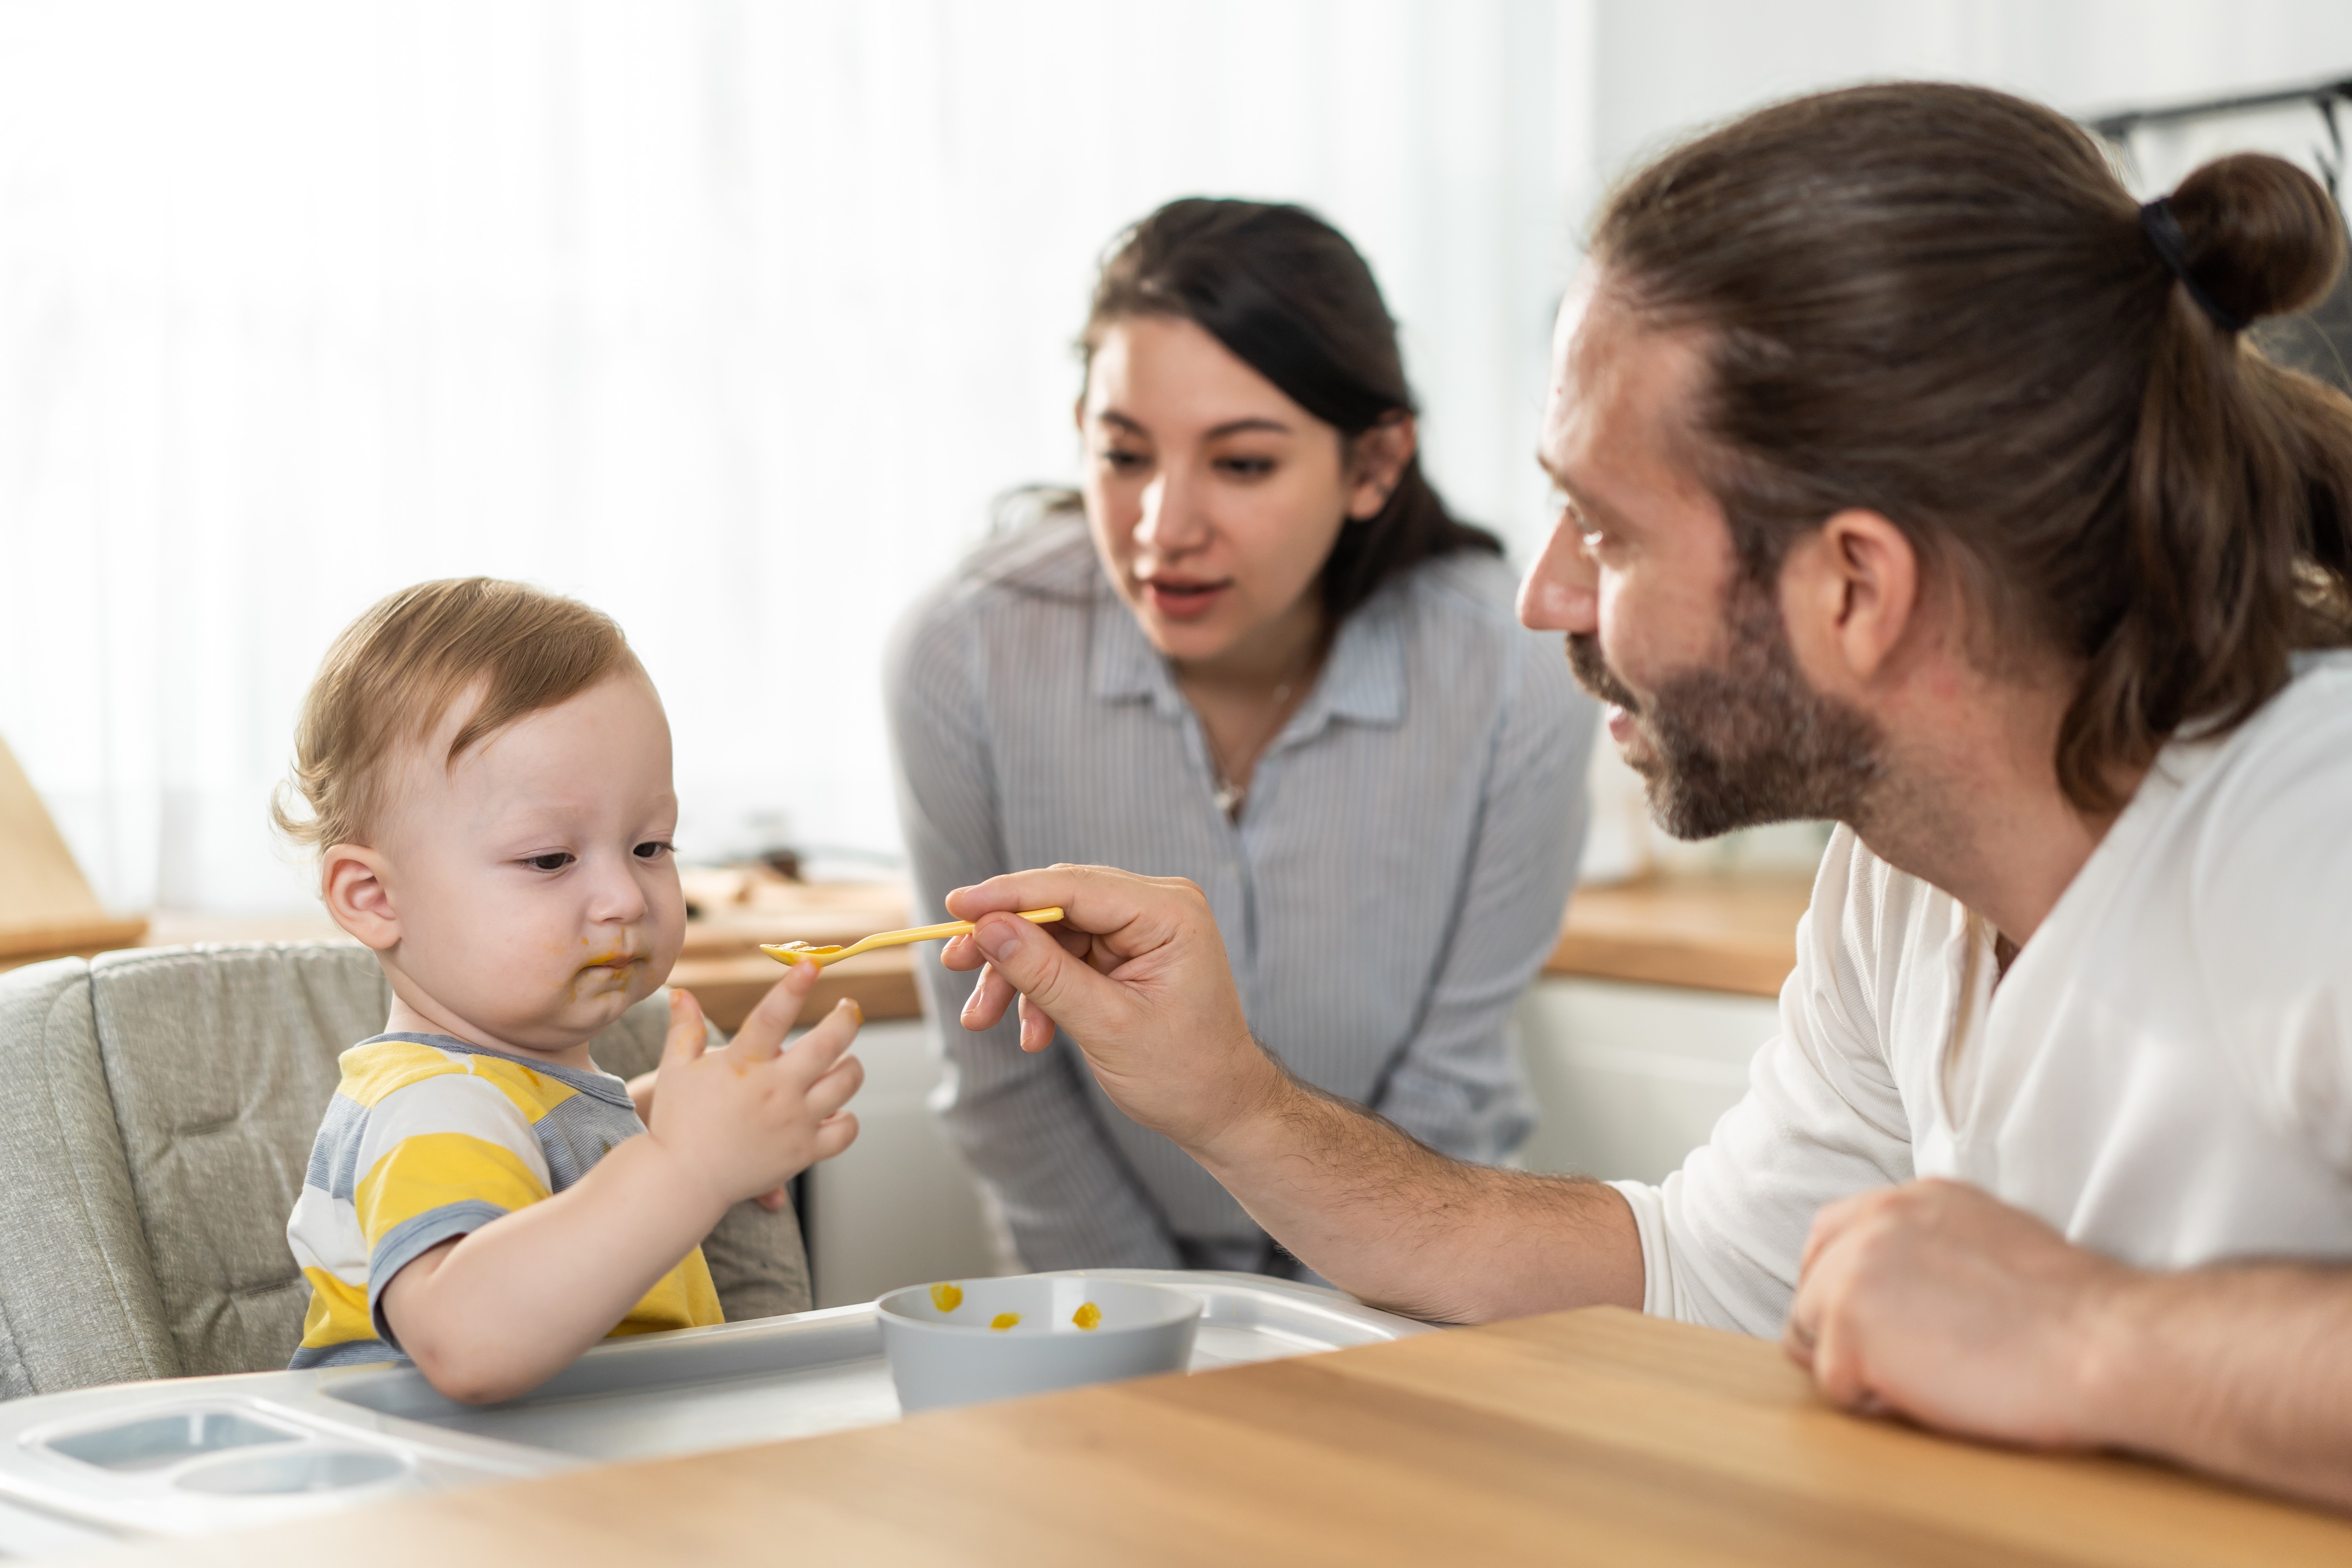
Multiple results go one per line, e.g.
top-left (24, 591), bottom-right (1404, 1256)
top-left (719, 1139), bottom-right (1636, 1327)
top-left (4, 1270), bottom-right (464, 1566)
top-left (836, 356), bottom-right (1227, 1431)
top-left (7, 0), bottom-right (2352, 913)
top-left (0, 0), bottom-right (1591, 911)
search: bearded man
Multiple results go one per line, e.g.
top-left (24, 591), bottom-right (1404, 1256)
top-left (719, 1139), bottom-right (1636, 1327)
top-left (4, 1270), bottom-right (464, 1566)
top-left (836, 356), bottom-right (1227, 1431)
top-left (927, 83), bottom-right (2352, 1509)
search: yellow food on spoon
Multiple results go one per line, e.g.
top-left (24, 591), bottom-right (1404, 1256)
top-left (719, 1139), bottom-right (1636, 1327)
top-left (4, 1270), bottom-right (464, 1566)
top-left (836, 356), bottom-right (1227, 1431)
top-left (989, 1312), bottom-right (1022, 1331)
top-left (1072, 1302), bottom-right (1102, 1331)
top-left (929, 1282), bottom-right (963, 1312)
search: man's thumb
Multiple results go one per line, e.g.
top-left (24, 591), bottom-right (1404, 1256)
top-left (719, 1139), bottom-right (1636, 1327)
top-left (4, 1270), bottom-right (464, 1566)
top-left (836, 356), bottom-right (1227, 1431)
top-left (974, 911), bottom-right (1090, 1023)
top-left (661, 987), bottom-right (710, 1069)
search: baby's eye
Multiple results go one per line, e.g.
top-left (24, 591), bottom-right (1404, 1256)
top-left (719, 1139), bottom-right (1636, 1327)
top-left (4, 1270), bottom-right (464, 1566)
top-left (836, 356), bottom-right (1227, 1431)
top-left (523, 851), bottom-right (575, 872)
top-left (632, 840), bottom-right (673, 861)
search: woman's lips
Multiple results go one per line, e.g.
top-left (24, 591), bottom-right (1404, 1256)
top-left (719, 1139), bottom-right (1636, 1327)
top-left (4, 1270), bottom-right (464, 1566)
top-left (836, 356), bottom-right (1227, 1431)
top-left (1143, 578), bottom-right (1230, 621)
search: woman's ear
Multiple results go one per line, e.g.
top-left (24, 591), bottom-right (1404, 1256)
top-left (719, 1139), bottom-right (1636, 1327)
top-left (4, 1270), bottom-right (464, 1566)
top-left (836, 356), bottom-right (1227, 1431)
top-left (1344, 412), bottom-right (1417, 521)
top-left (322, 842), bottom-right (402, 953)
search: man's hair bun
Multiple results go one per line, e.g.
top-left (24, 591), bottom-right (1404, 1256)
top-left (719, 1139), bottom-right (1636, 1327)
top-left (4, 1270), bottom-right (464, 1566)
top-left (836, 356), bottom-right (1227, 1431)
top-left (2169, 152), bottom-right (2348, 327)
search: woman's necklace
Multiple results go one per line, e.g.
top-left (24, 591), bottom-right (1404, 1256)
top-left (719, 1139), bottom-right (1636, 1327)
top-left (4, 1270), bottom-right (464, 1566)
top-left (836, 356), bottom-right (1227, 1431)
top-left (1197, 640), bottom-right (1321, 820)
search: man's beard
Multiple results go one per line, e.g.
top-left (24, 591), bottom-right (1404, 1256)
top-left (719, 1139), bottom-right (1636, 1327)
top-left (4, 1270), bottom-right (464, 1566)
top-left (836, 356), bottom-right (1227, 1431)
top-left (1566, 577), bottom-right (1884, 840)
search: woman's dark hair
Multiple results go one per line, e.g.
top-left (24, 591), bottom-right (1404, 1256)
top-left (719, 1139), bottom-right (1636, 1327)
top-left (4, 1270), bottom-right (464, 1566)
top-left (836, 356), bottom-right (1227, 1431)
top-left (1592, 82), bottom-right (2352, 814)
top-left (1080, 198), bottom-right (1501, 624)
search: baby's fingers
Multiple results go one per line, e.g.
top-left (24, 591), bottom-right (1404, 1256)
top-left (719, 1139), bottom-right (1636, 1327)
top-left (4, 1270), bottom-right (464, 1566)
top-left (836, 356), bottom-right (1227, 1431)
top-left (802, 1054), bottom-right (865, 1121)
top-left (809, 1111), bottom-right (859, 1162)
top-left (732, 959), bottom-right (825, 1062)
top-left (777, 997), bottom-right (862, 1089)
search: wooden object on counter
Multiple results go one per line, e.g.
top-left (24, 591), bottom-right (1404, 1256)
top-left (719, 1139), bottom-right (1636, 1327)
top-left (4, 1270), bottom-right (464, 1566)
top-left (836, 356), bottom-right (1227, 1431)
top-left (667, 948), bottom-right (920, 1034)
top-left (1547, 870), bottom-right (1814, 998)
top-left (118, 1306), bottom-right (2352, 1567)
top-left (0, 735), bottom-right (145, 971)
top-left (670, 871), bottom-right (921, 1031)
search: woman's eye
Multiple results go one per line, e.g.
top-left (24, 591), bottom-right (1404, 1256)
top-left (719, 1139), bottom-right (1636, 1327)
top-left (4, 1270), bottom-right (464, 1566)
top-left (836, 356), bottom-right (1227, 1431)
top-left (632, 840), bottom-right (673, 861)
top-left (1216, 455), bottom-right (1275, 479)
top-left (524, 852), bottom-right (575, 872)
top-left (1100, 447), bottom-right (1147, 472)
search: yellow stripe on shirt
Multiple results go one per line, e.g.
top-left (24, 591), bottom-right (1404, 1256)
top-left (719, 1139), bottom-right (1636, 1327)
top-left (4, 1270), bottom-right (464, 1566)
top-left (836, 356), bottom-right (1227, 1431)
top-left (354, 1131), bottom-right (551, 1240)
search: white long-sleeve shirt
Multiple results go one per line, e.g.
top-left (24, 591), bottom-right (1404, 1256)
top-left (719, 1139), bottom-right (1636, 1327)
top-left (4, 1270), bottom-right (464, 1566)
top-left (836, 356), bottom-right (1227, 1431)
top-left (1616, 650), bottom-right (2352, 1336)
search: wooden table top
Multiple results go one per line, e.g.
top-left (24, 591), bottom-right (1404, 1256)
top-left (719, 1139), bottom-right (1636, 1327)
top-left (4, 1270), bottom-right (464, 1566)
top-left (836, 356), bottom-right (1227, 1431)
top-left (115, 1306), bottom-right (2352, 1567)
top-left (1546, 871), bottom-right (1814, 998)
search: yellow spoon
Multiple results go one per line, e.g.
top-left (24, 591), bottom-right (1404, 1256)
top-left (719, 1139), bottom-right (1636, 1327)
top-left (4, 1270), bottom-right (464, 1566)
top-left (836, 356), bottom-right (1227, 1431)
top-left (760, 907), bottom-right (1064, 969)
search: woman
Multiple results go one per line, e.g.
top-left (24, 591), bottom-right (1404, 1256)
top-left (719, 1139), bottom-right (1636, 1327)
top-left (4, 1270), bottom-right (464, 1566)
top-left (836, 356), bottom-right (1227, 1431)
top-left (885, 198), bottom-right (1593, 1274)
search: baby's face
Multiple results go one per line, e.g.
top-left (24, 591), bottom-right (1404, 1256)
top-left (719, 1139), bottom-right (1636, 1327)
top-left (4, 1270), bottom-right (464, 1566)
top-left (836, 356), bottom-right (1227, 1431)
top-left (365, 671), bottom-right (687, 1055)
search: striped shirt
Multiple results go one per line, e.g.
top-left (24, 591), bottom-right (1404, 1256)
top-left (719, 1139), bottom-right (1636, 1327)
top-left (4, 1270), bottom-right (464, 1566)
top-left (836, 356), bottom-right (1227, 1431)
top-left (286, 1032), bottom-right (721, 1370)
top-left (885, 516), bottom-right (1594, 1273)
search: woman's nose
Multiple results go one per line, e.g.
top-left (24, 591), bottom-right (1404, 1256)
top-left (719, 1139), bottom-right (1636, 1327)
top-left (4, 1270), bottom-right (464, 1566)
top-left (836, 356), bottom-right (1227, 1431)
top-left (1134, 470), bottom-right (1209, 557)
top-left (1517, 515), bottom-right (1599, 635)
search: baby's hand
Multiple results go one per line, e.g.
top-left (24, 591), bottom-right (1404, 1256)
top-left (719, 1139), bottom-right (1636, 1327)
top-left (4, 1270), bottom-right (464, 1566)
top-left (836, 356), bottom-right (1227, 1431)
top-left (646, 972), bottom-right (863, 1210)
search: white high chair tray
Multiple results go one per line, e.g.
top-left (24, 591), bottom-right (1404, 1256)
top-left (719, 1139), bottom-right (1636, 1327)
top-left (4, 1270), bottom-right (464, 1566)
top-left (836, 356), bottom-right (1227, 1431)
top-left (0, 1270), bottom-right (1428, 1554)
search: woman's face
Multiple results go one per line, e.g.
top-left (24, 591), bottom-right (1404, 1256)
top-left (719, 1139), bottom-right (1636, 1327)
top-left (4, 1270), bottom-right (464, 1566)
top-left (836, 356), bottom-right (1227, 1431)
top-left (1078, 316), bottom-right (1399, 668)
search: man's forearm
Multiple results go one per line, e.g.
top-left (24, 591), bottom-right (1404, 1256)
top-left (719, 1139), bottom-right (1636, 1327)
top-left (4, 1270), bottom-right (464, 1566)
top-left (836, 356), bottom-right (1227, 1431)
top-left (1193, 1063), bottom-right (1643, 1323)
top-left (2083, 1262), bottom-right (2352, 1510)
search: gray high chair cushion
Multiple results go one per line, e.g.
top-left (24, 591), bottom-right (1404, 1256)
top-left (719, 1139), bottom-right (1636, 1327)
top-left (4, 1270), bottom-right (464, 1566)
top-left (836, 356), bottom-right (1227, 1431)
top-left (0, 942), bottom-right (809, 1400)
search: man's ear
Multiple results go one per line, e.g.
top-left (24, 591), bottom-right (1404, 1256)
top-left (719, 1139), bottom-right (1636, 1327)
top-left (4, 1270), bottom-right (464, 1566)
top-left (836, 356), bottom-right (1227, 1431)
top-left (1779, 508), bottom-right (1918, 689)
top-left (1344, 413), bottom-right (1417, 521)
top-left (322, 843), bottom-right (401, 953)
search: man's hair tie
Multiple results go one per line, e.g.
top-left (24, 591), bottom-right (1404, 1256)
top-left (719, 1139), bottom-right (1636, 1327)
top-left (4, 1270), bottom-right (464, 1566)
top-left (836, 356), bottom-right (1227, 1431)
top-left (2140, 198), bottom-right (2247, 334)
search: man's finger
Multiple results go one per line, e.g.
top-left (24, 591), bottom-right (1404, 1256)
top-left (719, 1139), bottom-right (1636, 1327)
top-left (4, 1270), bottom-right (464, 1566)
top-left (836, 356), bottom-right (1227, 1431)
top-left (946, 864), bottom-right (1144, 941)
top-left (1017, 993), bottom-right (1058, 1053)
top-left (967, 909), bottom-right (1116, 1038)
top-left (661, 989), bottom-right (710, 1071)
top-left (960, 960), bottom-right (1016, 1031)
top-left (731, 956), bottom-right (825, 1061)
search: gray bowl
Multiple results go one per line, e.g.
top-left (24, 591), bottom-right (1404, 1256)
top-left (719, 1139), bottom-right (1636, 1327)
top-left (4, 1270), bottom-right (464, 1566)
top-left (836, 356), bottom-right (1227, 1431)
top-left (877, 1275), bottom-right (1201, 1414)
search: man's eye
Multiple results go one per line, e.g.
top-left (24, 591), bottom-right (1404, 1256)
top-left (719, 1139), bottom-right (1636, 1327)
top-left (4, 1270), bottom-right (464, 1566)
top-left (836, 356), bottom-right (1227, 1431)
top-left (524, 852), bottom-right (574, 872)
top-left (633, 840), bottom-right (673, 861)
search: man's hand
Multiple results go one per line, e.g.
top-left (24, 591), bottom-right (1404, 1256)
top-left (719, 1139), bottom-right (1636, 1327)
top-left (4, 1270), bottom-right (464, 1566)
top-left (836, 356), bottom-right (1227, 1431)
top-left (646, 978), bottom-right (862, 1210)
top-left (941, 865), bottom-right (1278, 1156)
top-left (1784, 1178), bottom-right (2129, 1447)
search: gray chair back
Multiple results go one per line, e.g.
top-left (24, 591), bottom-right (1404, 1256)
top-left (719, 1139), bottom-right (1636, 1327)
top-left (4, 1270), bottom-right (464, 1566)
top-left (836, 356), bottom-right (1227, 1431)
top-left (0, 942), bottom-right (808, 1399)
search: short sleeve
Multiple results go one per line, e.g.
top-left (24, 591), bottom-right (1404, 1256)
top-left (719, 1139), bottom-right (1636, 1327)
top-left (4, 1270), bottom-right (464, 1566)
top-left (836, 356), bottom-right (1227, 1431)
top-left (351, 1074), bottom-right (553, 1346)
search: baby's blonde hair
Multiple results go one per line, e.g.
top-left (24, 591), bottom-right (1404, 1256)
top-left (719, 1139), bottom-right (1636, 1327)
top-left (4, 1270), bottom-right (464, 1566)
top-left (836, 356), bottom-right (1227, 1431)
top-left (274, 578), bottom-right (638, 857)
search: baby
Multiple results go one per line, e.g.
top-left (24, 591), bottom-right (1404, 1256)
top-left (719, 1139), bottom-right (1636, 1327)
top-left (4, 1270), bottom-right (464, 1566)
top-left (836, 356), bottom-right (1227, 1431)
top-left (279, 578), bottom-right (862, 1403)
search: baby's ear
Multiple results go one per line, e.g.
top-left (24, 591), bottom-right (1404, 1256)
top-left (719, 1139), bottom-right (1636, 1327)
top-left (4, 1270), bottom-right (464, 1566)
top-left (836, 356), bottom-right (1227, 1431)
top-left (322, 843), bottom-right (401, 951)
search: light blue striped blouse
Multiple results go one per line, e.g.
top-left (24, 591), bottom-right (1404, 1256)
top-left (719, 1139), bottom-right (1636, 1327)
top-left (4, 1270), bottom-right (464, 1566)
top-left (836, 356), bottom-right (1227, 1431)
top-left (884, 515), bottom-right (1595, 1273)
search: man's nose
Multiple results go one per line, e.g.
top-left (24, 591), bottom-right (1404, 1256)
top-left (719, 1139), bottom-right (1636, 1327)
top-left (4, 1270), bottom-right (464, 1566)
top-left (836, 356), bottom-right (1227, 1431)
top-left (1518, 515), bottom-right (1599, 634)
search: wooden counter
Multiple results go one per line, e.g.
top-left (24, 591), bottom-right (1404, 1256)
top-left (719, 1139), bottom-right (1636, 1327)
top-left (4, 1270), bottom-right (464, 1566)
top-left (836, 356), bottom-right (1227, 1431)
top-left (108, 1306), bottom-right (2352, 1566)
top-left (1546, 871), bottom-right (1813, 998)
